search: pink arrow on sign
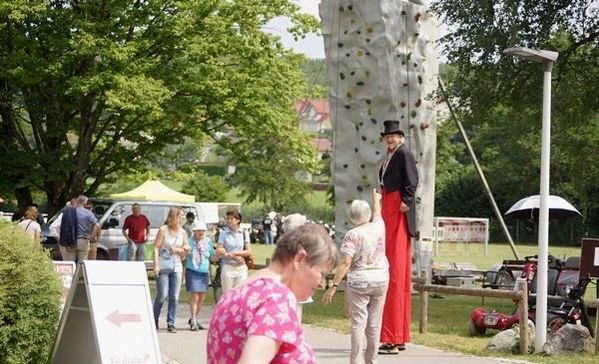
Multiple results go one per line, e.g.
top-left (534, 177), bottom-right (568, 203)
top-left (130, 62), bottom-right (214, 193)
top-left (106, 309), bottom-right (141, 327)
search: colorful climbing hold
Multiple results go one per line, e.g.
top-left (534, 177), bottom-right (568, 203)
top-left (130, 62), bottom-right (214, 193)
top-left (367, 27), bottom-right (374, 33)
top-left (410, 110), bottom-right (417, 118)
top-left (415, 98), bottom-right (422, 107)
top-left (337, 42), bottom-right (344, 48)
top-left (356, 81), bottom-right (364, 86)
top-left (370, 118), bottom-right (377, 124)
top-left (340, 72), bottom-right (345, 80)
top-left (357, 186), bottom-right (363, 192)
top-left (357, 50), bottom-right (364, 56)
top-left (343, 164), bottom-right (348, 168)
top-left (400, 101), bottom-right (407, 108)
top-left (415, 12), bottom-right (422, 22)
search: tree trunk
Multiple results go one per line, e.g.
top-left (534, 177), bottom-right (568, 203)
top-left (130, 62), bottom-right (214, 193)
top-left (14, 186), bottom-right (33, 215)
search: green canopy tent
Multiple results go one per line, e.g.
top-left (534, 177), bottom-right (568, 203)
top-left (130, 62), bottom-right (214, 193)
top-left (110, 180), bottom-right (194, 202)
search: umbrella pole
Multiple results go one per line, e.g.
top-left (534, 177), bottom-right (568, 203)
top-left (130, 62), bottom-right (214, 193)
top-left (439, 78), bottom-right (520, 260)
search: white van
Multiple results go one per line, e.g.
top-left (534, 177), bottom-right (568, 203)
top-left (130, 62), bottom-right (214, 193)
top-left (42, 199), bottom-right (208, 266)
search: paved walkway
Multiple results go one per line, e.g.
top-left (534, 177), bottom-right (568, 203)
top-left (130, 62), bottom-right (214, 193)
top-left (156, 306), bottom-right (530, 364)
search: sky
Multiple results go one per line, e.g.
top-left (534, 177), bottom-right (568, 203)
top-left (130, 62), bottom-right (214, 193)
top-left (267, 1), bottom-right (326, 59)
top-left (270, 1), bottom-right (447, 60)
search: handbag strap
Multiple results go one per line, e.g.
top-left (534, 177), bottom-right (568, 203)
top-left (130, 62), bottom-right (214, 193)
top-left (161, 226), bottom-right (180, 251)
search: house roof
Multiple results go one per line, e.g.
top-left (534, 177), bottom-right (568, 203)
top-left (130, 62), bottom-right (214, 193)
top-left (295, 99), bottom-right (330, 124)
top-left (311, 138), bottom-right (332, 153)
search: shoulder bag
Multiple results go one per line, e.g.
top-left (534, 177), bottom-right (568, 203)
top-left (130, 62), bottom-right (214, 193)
top-left (158, 229), bottom-right (179, 274)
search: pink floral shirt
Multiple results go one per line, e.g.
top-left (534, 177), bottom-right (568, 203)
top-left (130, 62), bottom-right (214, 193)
top-left (207, 278), bottom-right (316, 364)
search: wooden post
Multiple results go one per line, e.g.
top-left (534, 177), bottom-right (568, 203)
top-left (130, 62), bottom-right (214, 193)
top-left (595, 304), bottom-right (599, 354)
top-left (517, 279), bottom-right (528, 355)
top-left (419, 270), bottom-right (428, 334)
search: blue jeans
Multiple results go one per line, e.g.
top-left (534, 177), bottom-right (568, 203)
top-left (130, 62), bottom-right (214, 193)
top-left (263, 229), bottom-right (273, 245)
top-left (153, 271), bottom-right (182, 326)
top-left (127, 242), bottom-right (146, 261)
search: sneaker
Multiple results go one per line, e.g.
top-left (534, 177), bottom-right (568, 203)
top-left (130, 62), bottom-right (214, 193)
top-left (190, 322), bottom-right (198, 331)
top-left (167, 325), bottom-right (177, 333)
top-left (196, 322), bottom-right (205, 330)
top-left (396, 343), bottom-right (406, 351)
top-left (155, 319), bottom-right (159, 330)
top-left (378, 344), bottom-right (399, 354)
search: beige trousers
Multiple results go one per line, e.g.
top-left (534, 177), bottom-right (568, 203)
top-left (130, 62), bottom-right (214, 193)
top-left (221, 264), bottom-right (248, 293)
top-left (348, 284), bottom-right (388, 364)
top-left (59, 238), bottom-right (90, 262)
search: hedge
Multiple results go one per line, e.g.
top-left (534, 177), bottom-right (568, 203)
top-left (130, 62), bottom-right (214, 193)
top-left (0, 222), bottom-right (62, 364)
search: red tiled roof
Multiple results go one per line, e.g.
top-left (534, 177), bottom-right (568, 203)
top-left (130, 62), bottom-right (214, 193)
top-left (311, 138), bottom-right (332, 153)
top-left (295, 99), bottom-right (330, 124)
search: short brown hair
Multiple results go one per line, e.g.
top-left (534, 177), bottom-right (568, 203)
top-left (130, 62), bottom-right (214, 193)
top-left (272, 224), bottom-right (339, 269)
top-left (226, 210), bottom-right (242, 222)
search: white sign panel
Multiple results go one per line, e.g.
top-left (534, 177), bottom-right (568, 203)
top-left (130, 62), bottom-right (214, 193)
top-left (51, 261), bottom-right (161, 364)
top-left (595, 247), bottom-right (599, 266)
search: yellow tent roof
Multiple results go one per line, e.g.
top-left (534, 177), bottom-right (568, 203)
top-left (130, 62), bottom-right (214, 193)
top-left (110, 180), bottom-right (195, 202)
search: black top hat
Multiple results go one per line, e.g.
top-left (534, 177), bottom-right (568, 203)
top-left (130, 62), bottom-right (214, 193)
top-left (380, 120), bottom-right (405, 137)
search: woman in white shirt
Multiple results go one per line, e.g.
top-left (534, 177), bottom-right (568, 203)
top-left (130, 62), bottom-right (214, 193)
top-left (153, 207), bottom-right (190, 333)
top-left (17, 206), bottom-right (41, 241)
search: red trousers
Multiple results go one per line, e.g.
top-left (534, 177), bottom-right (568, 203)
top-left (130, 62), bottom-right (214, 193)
top-left (380, 188), bottom-right (411, 344)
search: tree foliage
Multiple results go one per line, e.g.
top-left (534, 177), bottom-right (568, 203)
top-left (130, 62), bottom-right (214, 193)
top-left (432, 1), bottom-right (599, 241)
top-left (0, 0), bottom-right (319, 215)
top-left (183, 171), bottom-right (228, 202)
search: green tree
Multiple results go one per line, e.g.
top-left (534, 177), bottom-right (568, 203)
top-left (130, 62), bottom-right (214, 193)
top-left (432, 1), bottom-right (599, 239)
top-left (183, 171), bottom-right (228, 202)
top-left (0, 0), bottom-right (319, 215)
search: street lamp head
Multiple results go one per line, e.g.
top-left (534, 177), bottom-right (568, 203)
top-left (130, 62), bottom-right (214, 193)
top-left (504, 47), bottom-right (558, 63)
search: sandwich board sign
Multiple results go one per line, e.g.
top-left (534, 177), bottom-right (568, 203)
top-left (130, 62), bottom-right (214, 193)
top-left (50, 261), bottom-right (161, 363)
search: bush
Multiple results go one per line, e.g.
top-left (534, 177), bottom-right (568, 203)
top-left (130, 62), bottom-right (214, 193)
top-left (0, 221), bottom-right (62, 364)
top-left (183, 171), bottom-right (228, 202)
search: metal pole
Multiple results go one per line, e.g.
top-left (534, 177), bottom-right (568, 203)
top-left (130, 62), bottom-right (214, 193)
top-left (535, 60), bottom-right (553, 352)
top-left (438, 78), bottom-right (520, 260)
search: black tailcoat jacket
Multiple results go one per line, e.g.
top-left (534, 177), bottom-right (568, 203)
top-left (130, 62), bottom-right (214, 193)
top-left (378, 144), bottom-right (419, 237)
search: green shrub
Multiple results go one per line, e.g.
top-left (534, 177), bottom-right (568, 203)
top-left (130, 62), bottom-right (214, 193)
top-left (183, 171), bottom-right (228, 202)
top-left (0, 221), bottom-right (62, 364)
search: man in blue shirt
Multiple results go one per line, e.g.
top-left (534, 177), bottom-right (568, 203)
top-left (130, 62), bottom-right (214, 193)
top-left (74, 195), bottom-right (101, 261)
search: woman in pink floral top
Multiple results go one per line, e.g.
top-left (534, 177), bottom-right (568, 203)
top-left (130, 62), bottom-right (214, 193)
top-left (207, 224), bottom-right (339, 364)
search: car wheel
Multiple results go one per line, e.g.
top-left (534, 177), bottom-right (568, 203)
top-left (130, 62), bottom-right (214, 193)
top-left (96, 249), bottom-right (109, 261)
top-left (468, 317), bottom-right (486, 336)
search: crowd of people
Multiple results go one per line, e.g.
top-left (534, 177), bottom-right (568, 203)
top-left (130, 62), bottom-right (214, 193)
top-left (10, 119), bottom-right (418, 363)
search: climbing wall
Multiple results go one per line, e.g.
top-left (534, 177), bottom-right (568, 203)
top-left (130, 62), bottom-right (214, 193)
top-left (319, 0), bottom-right (438, 262)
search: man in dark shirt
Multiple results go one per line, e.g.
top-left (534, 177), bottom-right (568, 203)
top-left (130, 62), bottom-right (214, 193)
top-left (262, 214), bottom-right (273, 245)
top-left (122, 203), bottom-right (151, 261)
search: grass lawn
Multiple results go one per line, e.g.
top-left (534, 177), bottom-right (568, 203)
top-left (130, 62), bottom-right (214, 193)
top-left (151, 241), bottom-right (598, 363)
